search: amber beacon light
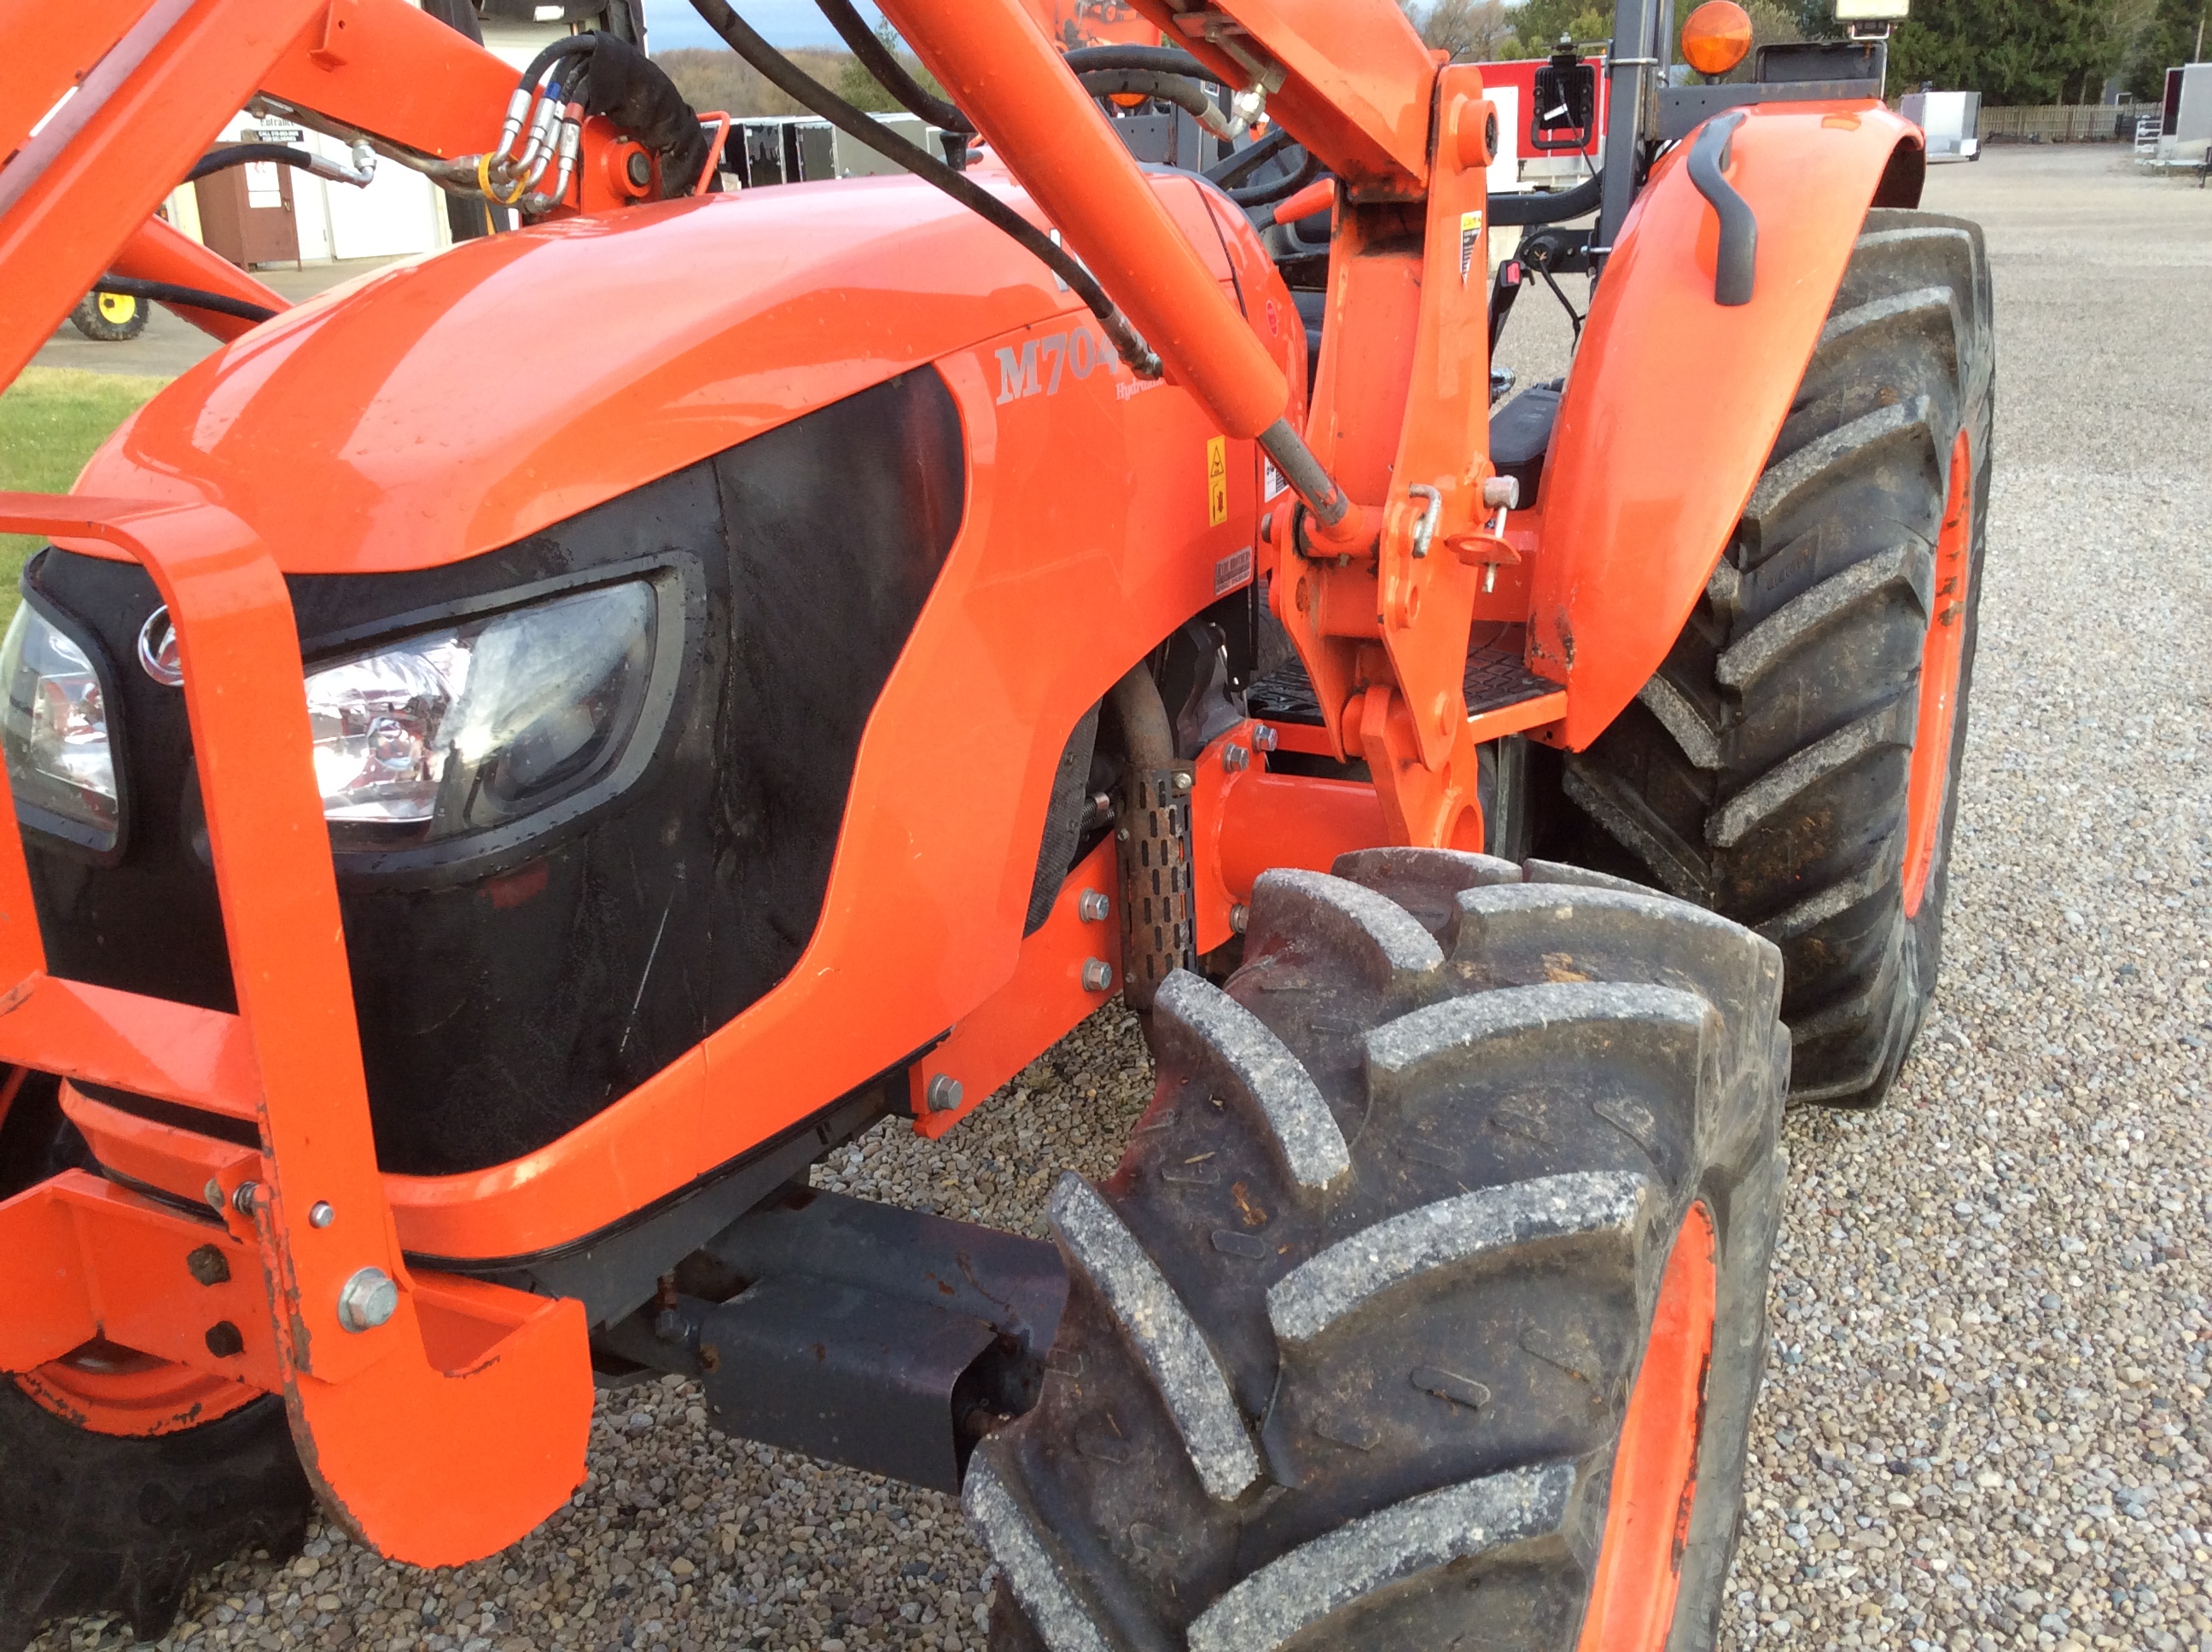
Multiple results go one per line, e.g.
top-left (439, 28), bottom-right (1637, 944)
top-left (1681, 1), bottom-right (1755, 77)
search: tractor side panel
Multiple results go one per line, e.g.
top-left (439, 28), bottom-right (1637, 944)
top-left (1528, 105), bottom-right (1924, 749)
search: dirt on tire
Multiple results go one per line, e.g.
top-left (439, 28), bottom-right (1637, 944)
top-left (974, 849), bottom-right (1790, 1650)
top-left (1547, 206), bottom-right (1995, 1109)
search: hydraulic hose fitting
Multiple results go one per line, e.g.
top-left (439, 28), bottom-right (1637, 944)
top-left (1225, 85), bottom-right (1266, 139)
top-left (527, 116), bottom-right (584, 212)
top-left (496, 84), bottom-right (535, 156)
top-left (1103, 311), bottom-right (1163, 380)
top-left (515, 84), bottom-right (563, 177)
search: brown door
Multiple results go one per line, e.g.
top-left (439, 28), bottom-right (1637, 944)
top-left (193, 156), bottom-right (300, 269)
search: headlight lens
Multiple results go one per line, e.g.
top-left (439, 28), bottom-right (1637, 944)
top-left (3, 579), bottom-right (667, 858)
top-left (0, 603), bottom-right (122, 853)
top-left (308, 579), bottom-right (660, 846)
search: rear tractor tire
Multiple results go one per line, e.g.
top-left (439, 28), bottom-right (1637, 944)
top-left (1551, 207), bottom-right (1994, 1109)
top-left (974, 850), bottom-right (1790, 1652)
top-left (0, 1074), bottom-right (311, 1652)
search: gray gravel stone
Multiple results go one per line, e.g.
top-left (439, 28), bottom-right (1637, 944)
top-left (28, 146), bottom-right (2210, 1652)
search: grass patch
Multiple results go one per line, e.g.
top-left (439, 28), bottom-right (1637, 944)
top-left (0, 367), bottom-right (171, 627)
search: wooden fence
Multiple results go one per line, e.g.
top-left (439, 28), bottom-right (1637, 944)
top-left (1972, 104), bottom-right (2139, 143)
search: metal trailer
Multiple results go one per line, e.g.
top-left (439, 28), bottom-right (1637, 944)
top-left (1901, 89), bottom-right (1981, 162)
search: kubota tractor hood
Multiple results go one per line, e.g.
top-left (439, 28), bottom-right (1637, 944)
top-left (66, 176), bottom-right (1082, 575)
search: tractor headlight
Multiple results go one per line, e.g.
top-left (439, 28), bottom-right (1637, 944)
top-left (308, 579), bottom-right (663, 848)
top-left (3, 576), bottom-right (676, 861)
top-left (0, 602), bottom-right (122, 854)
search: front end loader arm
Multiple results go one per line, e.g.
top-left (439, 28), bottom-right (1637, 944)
top-left (0, 0), bottom-right (327, 388)
top-left (885, 0), bottom-right (1508, 850)
top-left (0, 0), bottom-right (590, 381)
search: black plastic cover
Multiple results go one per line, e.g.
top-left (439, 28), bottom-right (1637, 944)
top-left (20, 367), bottom-right (964, 1174)
top-left (1488, 381), bottom-right (1563, 509)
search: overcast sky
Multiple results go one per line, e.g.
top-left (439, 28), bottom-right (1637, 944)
top-left (642, 0), bottom-right (887, 50)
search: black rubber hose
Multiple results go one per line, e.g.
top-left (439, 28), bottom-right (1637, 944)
top-left (519, 32), bottom-right (595, 91)
top-left (91, 276), bottom-right (276, 324)
top-left (571, 33), bottom-right (709, 198)
top-left (1487, 170), bottom-right (1605, 224)
top-left (1062, 44), bottom-right (1216, 80)
top-left (686, 0), bottom-right (1160, 376)
top-left (1203, 125), bottom-right (1291, 188)
top-left (811, 0), bottom-right (973, 133)
top-left (183, 143), bottom-right (326, 183)
top-left (1228, 144), bottom-right (1322, 207)
top-left (1077, 69), bottom-right (1225, 136)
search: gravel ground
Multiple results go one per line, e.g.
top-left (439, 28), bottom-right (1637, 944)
top-left (31, 145), bottom-right (2211, 1652)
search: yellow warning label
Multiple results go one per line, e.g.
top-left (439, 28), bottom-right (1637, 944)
top-left (1206, 435), bottom-right (1229, 526)
top-left (1459, 209), bottom-right (1485, 282)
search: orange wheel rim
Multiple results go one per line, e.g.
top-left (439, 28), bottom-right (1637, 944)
top-left (15, 1338), bottom-right (261, 1438)
top-left (1902, 430), bottom-right (1974, 917)
top-left (1577, 1201), bottom-right (1718, 1652)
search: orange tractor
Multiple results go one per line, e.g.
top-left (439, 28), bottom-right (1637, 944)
top-left (0, 0), bottom-right (1988, 1646)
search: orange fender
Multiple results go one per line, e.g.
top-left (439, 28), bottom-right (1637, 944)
top-left (1529, 103), bottom-right (1924, 749)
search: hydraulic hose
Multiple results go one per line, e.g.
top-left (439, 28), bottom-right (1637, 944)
top-left (1077, 69), bottom-right (1232, 140)
top-left (1062, 44), bottom-right (1215, 80)
top-left (185, 143), bottom-right (374, 187)
top-left (570, 33), bottom-right (711, 200)
top-left (687, 0), bottom-right (1160, 376)
top-left (1488, 169), bottom-right (1605, 224)
top-left (90, 276), bottom-right (276, 324)
top-left (1228, 144), bottom-right (1322, 208)
top-left (811, 0), bottom-right (972, 133)
top-left (1204, 125), bottom-right (1292, 189)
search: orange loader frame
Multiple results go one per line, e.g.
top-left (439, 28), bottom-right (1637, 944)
top-left (0, 0), bottom-right (1922, 1564)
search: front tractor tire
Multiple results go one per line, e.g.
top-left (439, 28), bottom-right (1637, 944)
top-left (1554, 208), bottom-right (1994, 1109)
top-left (0, 1076), bottom-right (311, 1651)
top-left (974, 852), bottom-right (1790, 1652)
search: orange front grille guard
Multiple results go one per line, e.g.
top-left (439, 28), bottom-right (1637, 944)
top-left (0, 493), bottom-right (591, 1566)
top-left (881, 0), bottom-right (1534, 851)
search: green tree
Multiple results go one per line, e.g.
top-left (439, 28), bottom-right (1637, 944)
top-left (1888, 0), bottom-right (2122, 102)
top-left (2117, 0), bottom-right (2209, 98)
top-left (1502, 0), bottom-right (1613, 53)
top-left (833, 22), bottom-right (946, 115)
top-left (1406, 0), bottom-right (1520, 59)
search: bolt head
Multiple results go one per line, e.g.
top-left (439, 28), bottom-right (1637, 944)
top-left (309, 1201), bottom-right (335, 1229)
top-left (185, 1243), bottom-right (230, 1287)
top-left (203, 1178), bottom-right (226, 1213)
top-left (1230, 903), bottom-right (1249, 935)
top-left (230, 1181), bottom-right (259, 1218)
top-left (337, 1266), bottom-right (399, 1333)
top-left (205, 1320), bottom-right (246, 1359)
top-left (1078, 888), bottom-right (1111, 922)
top-left (1250, 724), bottom-right (1279, 753)
top-left (925, 1073), bottom-right (964, 1113)
top-left (1221, 743), bottom-right (1250, 772)
top-left (1081, 958), bottom-right (1115, 992)
top-left (1173, 771), bottom-right (1194, 793)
